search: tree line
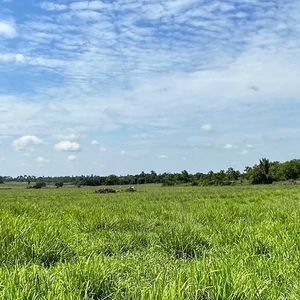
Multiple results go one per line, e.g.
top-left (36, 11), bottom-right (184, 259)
top-left (1, 158), bottom-right (299, 187)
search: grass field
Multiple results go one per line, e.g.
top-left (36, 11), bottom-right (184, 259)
top-left (0, 184), bottom-right (300, 299)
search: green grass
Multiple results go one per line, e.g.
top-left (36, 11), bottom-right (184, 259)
top-left (0, 184), bottom-right (300, 299)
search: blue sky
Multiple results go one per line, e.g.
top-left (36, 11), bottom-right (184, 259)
top-left (0, 0), bottom-right (299, 176)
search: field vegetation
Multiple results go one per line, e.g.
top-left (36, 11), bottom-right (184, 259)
top-left (0, 184), bottom-right (299, 299)
top-left (2, 158), bottom-right (299, 188)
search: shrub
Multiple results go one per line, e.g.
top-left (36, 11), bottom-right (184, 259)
top-left (32, 182), bottom-right (46, 189)
top-left (55, 182), bottom-right (64, 188)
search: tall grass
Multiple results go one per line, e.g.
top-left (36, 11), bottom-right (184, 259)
top-left (0, 185), bottom-right (299, 299)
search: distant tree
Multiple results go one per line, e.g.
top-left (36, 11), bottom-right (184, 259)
top-left (4, 157), bottom-right (300, 188)
top-left (269, 161), bottom-right (284, 181)
top-left (137, 172), bottom-right (146, 184)
top-left (26, 175), bottom-right (32, 185)
top-left (249, 167), bottom-right (265, 184)
top-left (246, 158), bottom-right (273, 184)
top-left (162, 174), bottom-right (176, 186)
top-left (180, 170), bottom-right (190, 183)
top-left (226, 167), bottom-right (240, 181)
top-left (0, 176), bottom-right (4, 184)
top-left (281, 160), bottom-right (300, 180)
top-left (259, 158), bottom-right (273, 184)
top-left (55, 182), bottom-right (64, 188)
top-left (145, 171), bottom-right (158, 183)
top-left (105, 175), bottom-right (119, 186)
top-left (137, 177), bottom-right (146, 184)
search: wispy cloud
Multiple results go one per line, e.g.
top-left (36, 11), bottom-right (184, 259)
top-left (240, 150), bottom-right (249, 155)
top-left (67, 154), bottom-right (77, 161)
top-left (39, 2), bottom-right (67, 11)
top-left (223, 144), bottom-right (238, 150)
top-left (0, 20), bottom-right (17, 38)
top-left (91, 140), bottom-right (99, 145)
top-left (201, 124), bottom-right (213, 132)
top-left (36, 156), bottom-right (49, 163)
top-left (0, 0), bottom-right (299, 174)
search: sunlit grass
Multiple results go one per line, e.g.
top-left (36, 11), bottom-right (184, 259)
top-left (0, 184), bottom-right (299, 299)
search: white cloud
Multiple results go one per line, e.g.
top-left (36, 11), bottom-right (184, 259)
top-left (1, 0), bottom-right (299, 138)
top-left (13, 135), bottom-right (43, 151)
top-left (69, 1), bottom-right (107, 10)
top-left (15, 53), bottom-right (25, 63)
top-left (0, 21), bottom-right (17, 38)
top-left (68, 155), bottom-right (77, 161)
top-left (0, 53), bottom-right (25, 63)
top-left (91, 140), bottom-right (107, 152)
top-left (240, 150), bottom-right (249, 155)
top-left (36, 156), bottom-right (49, 163)
top-left (120, 150), bottom-right (126, 155)
top-left (201, 124), bottom-right (212, 131)
top-left (91, 140), bottom-right (99, 145)
top-left (40, 2), bottom-right (67, 11)
top-left (223, 144), bottom-right (237, 150)
top-left (54, 140), bottom-right (80, 152)
top-left (158, 154), bottom-right (168, 159)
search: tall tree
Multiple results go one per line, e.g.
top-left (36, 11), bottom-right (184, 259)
top-left (259, 158), bottom-right (272, 184)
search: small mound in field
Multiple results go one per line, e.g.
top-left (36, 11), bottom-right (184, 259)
top-left (124, 186), bottom-right (136, 192)
top-left (95, 188), bottom-right (117, 194)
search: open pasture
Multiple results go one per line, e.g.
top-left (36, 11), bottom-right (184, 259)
top-left (0, 185), bottom-right (299, 299)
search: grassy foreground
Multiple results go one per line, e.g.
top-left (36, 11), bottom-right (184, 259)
top-left (0, 185), bottom-right (300, 299)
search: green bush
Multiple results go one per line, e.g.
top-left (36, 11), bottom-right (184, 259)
top-left (33, 181), bottom-right (46, 189)
top-left (55, 182), bottom-right (64, 188)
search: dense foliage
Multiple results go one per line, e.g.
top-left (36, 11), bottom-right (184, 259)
top-left (1, 159), bottom-right (300, 186)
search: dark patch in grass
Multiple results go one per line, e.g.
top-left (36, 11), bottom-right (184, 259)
top-left (102, 247), bottom-right (114, 257)
top-left (159, 227), bottom-right (212, 260)
top-left (0, 225), bottom-right (76, 267)
top-left (35, 243), bottom-right (76, 267)
top-left (85, 288), bottom-right (113, 300)
top-left (255, 241), bottom-right (270, 257)
top-left (95, 188), bottom-right (116, 194)
top-left (173, 238), bottom-right (211, 260)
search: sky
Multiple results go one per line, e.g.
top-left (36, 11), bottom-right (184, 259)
top-left (0, 0), bottom-right (299, 176)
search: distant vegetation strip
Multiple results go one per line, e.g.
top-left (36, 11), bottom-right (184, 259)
top-left (1, 158), bottom-right (299, 187)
